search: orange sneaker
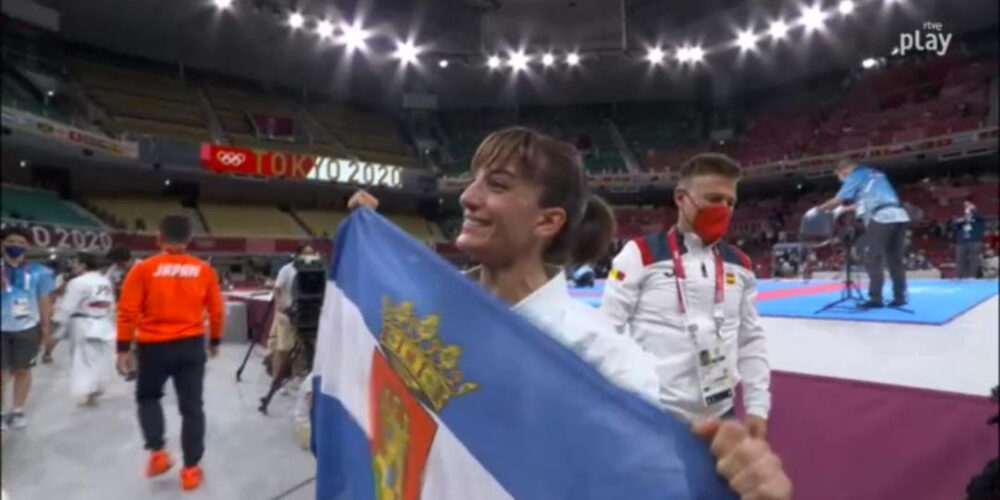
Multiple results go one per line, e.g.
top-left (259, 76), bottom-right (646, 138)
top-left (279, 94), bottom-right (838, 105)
top-left (180, 466), bottom-right (202, 491)
top-left (145, 450), bottom-right (173, 477)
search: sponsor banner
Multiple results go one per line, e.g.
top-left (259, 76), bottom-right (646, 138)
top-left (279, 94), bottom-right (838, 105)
top-left (0, 219), bottom-right (114, 253)
top-left (0, 218), bottom-right (331, 255)
top-left (200, 143), bottom-right (404, 188)
top-left (1, 106), bottom-right (139, 158)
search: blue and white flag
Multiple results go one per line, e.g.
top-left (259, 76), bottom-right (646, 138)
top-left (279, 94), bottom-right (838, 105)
top-left (312, 208), bottom-right (736, 500)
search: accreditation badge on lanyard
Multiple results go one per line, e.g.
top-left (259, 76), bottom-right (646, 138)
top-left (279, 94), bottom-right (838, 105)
top-left (667, 230), bottom-right (735, 408)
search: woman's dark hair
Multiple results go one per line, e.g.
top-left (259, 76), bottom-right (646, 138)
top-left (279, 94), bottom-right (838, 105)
top-left (470, 127), bottom-right (616, 266)
top-left (106, 246), bottom-right (132, 264)
top-left (76, 252), bottom-right (104, 271)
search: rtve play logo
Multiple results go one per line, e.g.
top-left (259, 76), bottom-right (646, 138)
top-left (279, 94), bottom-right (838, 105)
top-left (891, 21), bottom-right (953, 57)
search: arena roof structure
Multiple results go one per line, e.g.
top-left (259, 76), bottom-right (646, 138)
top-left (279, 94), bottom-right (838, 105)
top-left (40, 0), bottom-right (1000, 107)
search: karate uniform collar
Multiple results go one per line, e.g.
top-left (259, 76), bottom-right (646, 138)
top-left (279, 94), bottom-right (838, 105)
top-left (465, 265), bottom-right (568, 313)
top-left (512, 266), bottom-right (569, 316)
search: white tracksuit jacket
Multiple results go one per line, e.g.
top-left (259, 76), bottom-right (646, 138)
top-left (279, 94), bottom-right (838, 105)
top-left (600, 230), bottom-right (771, 421)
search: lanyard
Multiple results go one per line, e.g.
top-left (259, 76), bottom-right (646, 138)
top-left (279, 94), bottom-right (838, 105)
top-left (667, 230), bottom-right (725, 339)
top-left (1, 264), bottom-right (30, 294)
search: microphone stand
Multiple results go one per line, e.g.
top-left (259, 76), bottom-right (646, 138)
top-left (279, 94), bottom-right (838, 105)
top-left (814, 231), bottom-right (867, 314)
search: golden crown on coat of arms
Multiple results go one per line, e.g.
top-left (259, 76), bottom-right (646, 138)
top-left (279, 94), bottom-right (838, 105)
top-left (379, 297), bottom-right (478, 412)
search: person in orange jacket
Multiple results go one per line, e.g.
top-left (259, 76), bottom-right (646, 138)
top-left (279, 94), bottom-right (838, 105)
top-left (116, 215), bottom-right (223, 491)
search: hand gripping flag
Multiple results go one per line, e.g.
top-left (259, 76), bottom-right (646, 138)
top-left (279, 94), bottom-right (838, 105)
top-left (312, 208), bottom-right (737, 500)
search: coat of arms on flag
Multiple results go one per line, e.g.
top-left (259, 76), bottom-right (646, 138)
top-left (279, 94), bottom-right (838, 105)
top-left (312, 209), bottom-right (736, 500)
top-left (369, 298), bottom-right (478, 500)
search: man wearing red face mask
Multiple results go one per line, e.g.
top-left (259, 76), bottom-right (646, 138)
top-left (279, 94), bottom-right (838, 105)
top-left (601, 153), bottom-right (771, 440)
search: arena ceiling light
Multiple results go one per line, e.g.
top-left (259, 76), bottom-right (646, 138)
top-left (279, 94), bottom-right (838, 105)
top-left (861, 57), bottom-right (878, 69)
top-left (676, 46), bottom-right (704, 63)
top-left (735, 30), bottom-right (759, 51)
top-left (316, 19), bottom-right (334, 39)
top-left (438, 59), bottom-right (450, 68)
top-left (565, 52), bottom-right (581, 66)
top-left (688, 46), bottom-right (705, 62)
top-left (646, 46), bottom-right (666, 64)
top-left (487, 55), bottom-right (502, 69)
top-left (287, 12), bottom-right (304, 29)
top-left (838, 0), bottom-right (856, 15)
top-left (508, 51), bottom-right (530, 71)
top-left (340, 22), bottom-right (370, 52)
top-left (800, 5), bottom-right (827, 31)
top-left (213, 0), bottom-right (233, 9)
top-left (769, 20), bottom-right (790, 40)
top-left (541, 53), bottom-right (555, 67)
top-left (394, 41), bottom-right (420, 66)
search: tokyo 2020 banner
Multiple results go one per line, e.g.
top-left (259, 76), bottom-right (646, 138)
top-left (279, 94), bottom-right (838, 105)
top-left (200, 143), bottom-right (404, 188)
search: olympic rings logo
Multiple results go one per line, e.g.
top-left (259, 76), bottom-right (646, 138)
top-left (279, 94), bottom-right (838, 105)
top-left (216, 151), bottom-right (247, 166)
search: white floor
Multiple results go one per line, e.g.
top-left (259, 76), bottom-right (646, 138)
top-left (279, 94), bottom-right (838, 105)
top-left (764, 295), bottom-right (1000, 397)
top-left (1, 344), bottom-right (316, 500)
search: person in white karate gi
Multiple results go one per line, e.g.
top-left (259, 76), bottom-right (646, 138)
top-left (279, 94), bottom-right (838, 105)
top-left (53, 252), bottom-right (116, 406)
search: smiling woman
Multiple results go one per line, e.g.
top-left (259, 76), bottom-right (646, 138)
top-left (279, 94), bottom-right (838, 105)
top-left (457, 126), bottom-right (615, 271)
top-left (348, 126), bottom-right (661, 401)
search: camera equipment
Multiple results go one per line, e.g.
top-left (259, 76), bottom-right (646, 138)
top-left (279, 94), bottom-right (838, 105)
top-left (257, 256), bottom-right (327, 414)
top-left (797, 210), bottom-right (867, 313)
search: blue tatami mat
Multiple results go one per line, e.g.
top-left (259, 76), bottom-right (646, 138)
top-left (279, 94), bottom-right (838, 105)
top-left (569, 279), bottom-right (998, 325)
top-left (755, 279), bottom-right (998, 325)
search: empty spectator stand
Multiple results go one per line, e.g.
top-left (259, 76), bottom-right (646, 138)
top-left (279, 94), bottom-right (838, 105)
top-left (86, 197), bottom-right (188, 233)
top-left (198, 203), bottom-right (307, 238)
top-left (203, 82), bottom-right (301, 145)
top-left (69, 58), bottom-right (210, 142)
top-left (2, 185), bottom-right (103, 228)
top-left (309, 103), bottom-right (415, 167)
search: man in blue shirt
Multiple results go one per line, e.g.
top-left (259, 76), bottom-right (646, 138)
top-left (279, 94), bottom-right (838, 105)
top-left (953, 199), bottom-right (985, 278)
top-left (1, 226), bottom-right (55, 430)
top-left (813, 159), bottom-right (911, 307)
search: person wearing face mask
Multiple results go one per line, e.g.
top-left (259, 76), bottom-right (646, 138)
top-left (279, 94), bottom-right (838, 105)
top-left (600, 153), bottom-right (772, 442)
top-left (349, 134), bottom-right (791, 500)
top-left (1, 227), bottom-right (55, 431)
top-left (811, 158), bottom-right (910, 307)
top-left (952, 198), bottom-right (985, 279)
